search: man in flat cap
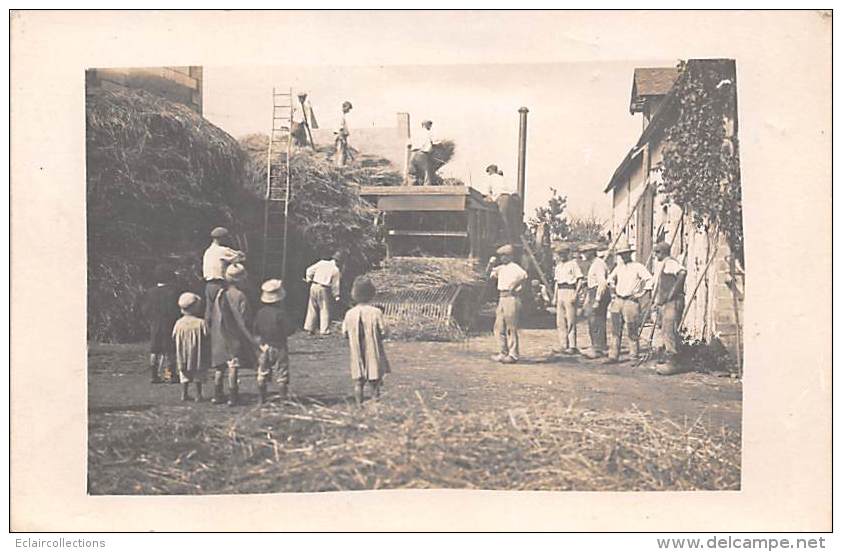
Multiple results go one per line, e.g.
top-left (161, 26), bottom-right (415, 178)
top-left (605, 240), bottom-right (653, 363)
top-left (651, 241), bottom-right (687, 373)
top-left (580, 243), bottom-right (610, 359)
top-left (552, 242), bottom-right (583, 355)
top-left (202, 226), bottom-right (245, 321)
top-left (486, 244), bottom-right (529, 364)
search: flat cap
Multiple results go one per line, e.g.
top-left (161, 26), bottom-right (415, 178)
top-left (654, 241), bottom-right (672, 254)
top-left (496, 244), bottom-right (515, 256)
top-left (177, 292), bottom-right (201, 310)
top-left (421, 119), bottom-right (433, 126)
top-left (210, 226), bottom-right (230, 238)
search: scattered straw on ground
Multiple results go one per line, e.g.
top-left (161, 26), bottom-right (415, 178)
top-left (88, 397), bottom-right (740, 494)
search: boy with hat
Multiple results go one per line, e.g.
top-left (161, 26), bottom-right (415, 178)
top-left (651, 241), bottom-right (687, 373)
top-left (172, 292), bottom-right (209, 402)
top-left (304, 251), bottom-right (344, 335)
top-left (342, 276), bottom-right (391, 406)
top-left (552, 242), bottom-right (584, 355)
top-left (207, 263), bottom-right (260, 406)
top-left (140, 265), bottom-right (181, 383)
top-left (487, 244), bottom-right (528, 364)
top-left (202, 226), bottom-right (245, 321)
top-left (580, 243), bottom-right (610, 358)
top-left (253, 279), bottom-right (293, 404)
top-left (605, 242), bottom-right (653, 363)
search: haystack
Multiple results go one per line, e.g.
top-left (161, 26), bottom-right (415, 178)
top-left (86, 87), bottom-right (251, 342)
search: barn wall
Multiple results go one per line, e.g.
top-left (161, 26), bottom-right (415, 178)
top-left (86, 66), bottom-right (203, 114)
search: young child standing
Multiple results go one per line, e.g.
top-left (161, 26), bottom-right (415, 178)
top-left (253, 279), bottom-right (292, 404)
top-left (342, 277), bottom-right (390, 406)
top-left (172, 292), bottom-right (208, 402)
top-left (140, 265), bottom-right (181, 383)
top-left (207, 263), bottom-right (259, 406)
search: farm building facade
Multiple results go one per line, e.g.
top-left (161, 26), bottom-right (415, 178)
top-left (605, 60), bottom-right (745, 363)
top-left (85, 66), bottom-right (204, 114)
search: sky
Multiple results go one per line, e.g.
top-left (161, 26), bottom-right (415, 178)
top-left (203, 60), bottom-right (673, 222)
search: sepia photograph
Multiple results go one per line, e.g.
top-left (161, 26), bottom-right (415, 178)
top-left (10, 9), bottom-right (831, 534)
top-left (85, 58), bottom-right (744, 494)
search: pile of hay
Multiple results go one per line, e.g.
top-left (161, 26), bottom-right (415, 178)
top-left (88, 397), bottom-right (741, 494)
top-left (86, 87), bottom-right (251, 342)
top-left (239, 135), bottom-right (388, 316)
top-left (364, 257), bottom-right (487, 341)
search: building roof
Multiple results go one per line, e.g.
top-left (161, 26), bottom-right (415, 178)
top-left (630, 67), bottom-right (680, 113)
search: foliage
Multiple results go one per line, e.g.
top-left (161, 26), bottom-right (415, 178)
top-left (658, 60), bottom-right (743, 263)
top-left (566, 213), bottom-right (609, 246)
top-left (527, 187), bottom-right (569, 241)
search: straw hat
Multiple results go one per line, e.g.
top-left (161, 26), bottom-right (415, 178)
top-left (613, 237), bottom-right (634, 255)
top-left (260, 279), bottom-right (286, 304)
top-left (351, 276), bottom-right (377, 303)
top-left (224, 263), bottom-right (247, 282)
top-left (551, 241), bottom-right (571, 254)
top-left (210, 226), bottom-right (229, 239)
top-left (177, 292), bottom-right (200, 311)
top-left (578, 243), bottom-right (599, 254)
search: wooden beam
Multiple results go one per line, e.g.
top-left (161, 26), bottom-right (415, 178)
top-left (387, 230), bottom-right (468, 238)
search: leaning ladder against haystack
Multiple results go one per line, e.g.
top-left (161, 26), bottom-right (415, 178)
top-left (262, 88), bottom-right (294, 280)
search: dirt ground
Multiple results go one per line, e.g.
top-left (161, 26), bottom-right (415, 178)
top-left (88, 317), bottom-right (742, 493)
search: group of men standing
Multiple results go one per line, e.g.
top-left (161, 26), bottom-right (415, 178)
top-left (487, 237), bottom-right (687, 374)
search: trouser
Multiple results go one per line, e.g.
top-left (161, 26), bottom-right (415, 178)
top-left (291, 121), bottom-right (308, 147)
top-left (584, 287), bottom-right (610, 353)
top-left (659, 297), bottom-right (684, 356)
top-left (304, 284), bottom-right (332, 334)
top-left (256, 343), bottom-right (290, 386)
top-left (494, 294), bottom-right (521, 360)
top-left (214, 358), bottom-right (240, 393)
top-left (608, 297), bottom-right (641, 360)
top-left (204, 279), bottom-right (224, 321)
top-left (335, 135), bottom-right (348, 167)
top-left (555, 287), bottom-right (578, 350)
top-left (414, 151), bottom-right (434, 185)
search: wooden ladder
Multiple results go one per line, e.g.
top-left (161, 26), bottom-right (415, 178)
top-left (262, 87), bottom-right (293, 281)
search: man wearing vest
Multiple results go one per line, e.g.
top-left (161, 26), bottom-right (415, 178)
top-left (552, 242), bottom-right (583, 355)
top-left (580, 243), bottom-right (610, 359)
top-left (605, 242), bottom-right (653, 363)
top-left (652, 241), bottom-right (687, 375)
top-left (487, 244), bottom-right (528, 364)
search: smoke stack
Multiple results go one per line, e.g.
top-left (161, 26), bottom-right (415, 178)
top-left (517, 107), bottom-right (529, 220)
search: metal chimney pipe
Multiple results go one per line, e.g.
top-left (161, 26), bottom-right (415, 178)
top-left (516, 107), bottom-right (529, 221)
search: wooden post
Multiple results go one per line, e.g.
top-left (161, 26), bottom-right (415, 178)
top-left (517, 107), bottom-right (529, 222)
top-left (398, 112), bottom-right (411, 184)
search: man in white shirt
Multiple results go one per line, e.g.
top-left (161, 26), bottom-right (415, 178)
top-left (605, 243), bottom-right (653, 363)
top-left (291, 90), bottom-right (316, 148)
top-left (485, 164), bottom-right (523, 244)
top-left (487, 244), bottom-right (528, 364)
top-left (202, 226), bottom-right (245, 320)
top-left (335, 101), bottom-right (352, 167)
top-left (651, 241), bottom-right (687, 373)
top-left (552, 242), bottom-right (583, 355)
top-left (411, 120), bottom-right (436, 185)
top-left (580, 243), bottom-right (610, 359)
top-left (304, 251), bottom-right (344, 335)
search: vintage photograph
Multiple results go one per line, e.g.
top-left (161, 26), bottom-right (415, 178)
top-left (85, 57), bottom-right (745, 494)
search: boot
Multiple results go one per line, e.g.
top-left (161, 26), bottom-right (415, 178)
top-left (370, 380), bottom-right (381, 400)
top-left (277, 383), bottom-right (289, 401)
top-left (354, 380), bottom-right (365, 407)
top-left (257, 383), bottom-right (267, 405)
top-left (180, 383), bottom-right (190, 402)
top-left (211, 382), bottom-right (225, 404)
top-left (227, 386), bottom-right (239, 407)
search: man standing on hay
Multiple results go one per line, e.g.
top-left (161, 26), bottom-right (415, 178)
top-left (202, 227), bottom-right (245, 321)
top-left (487, 244), bottom-right (528, 364)
top-left (485, 164), bottom-right (523, 245)
top-left (410, 120), bottom-right (437, 186)
top-left (334, 101), bottom-right (353, 167)
top-left (291, 90), bottom-right (317, 148)
top-left (304, 251), bottom-right (344, 335)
